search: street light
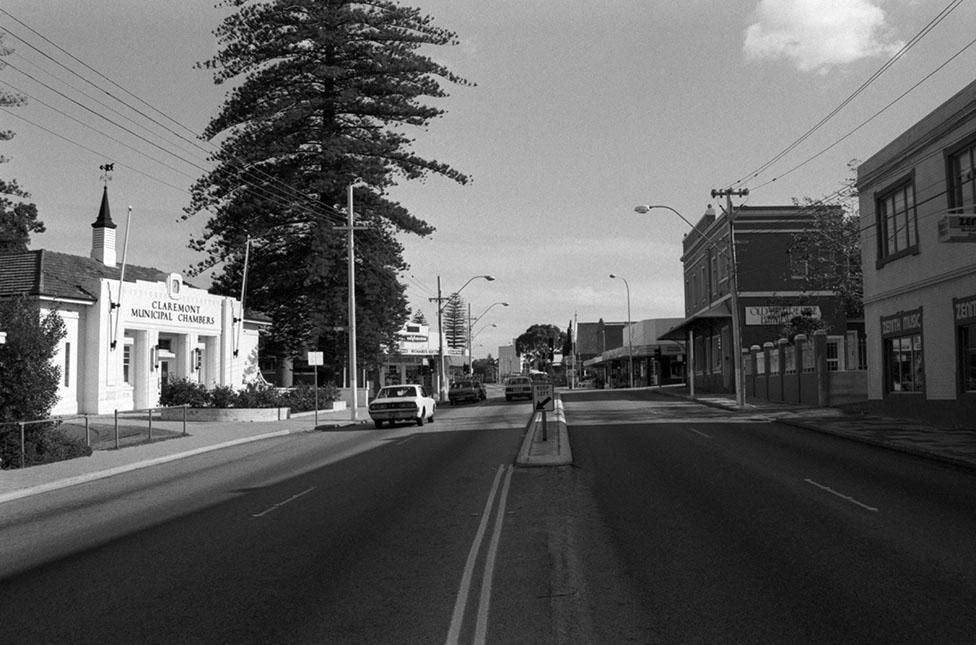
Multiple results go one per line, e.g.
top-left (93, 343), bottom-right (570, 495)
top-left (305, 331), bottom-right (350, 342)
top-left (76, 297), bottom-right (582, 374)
top-left (609, 274), bottom-right (634, 389)
top-left (634, 196), bottom-right (747, 408)
top-left (468, 302), bottom-right (509, 375)
top-left (431, 274), bottom-right (494, 401)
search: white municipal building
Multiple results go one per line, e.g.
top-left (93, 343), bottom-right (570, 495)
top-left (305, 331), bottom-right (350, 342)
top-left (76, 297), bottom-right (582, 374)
top-left (0, 187), bottom-right (266, 415)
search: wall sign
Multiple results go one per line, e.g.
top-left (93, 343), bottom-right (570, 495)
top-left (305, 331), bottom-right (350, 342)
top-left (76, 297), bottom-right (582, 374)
top-left (954, 294), bottom-right (976, 325)
top-left (745, 305), bottom-right (822, 326)
top-left (880, 307), bottom-right (923, 338)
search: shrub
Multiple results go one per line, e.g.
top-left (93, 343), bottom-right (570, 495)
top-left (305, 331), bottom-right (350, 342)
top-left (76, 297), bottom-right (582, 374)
top-left (210, 385), bottom-right (237, 408)
top-left (0, 421), bottom-right (91, 469)
top-left (160, 378), bottom-right (211, 407)
top-left (281, 383), bottom-right (338, 412)
top-left (235, 383), bottom-right (281, 408)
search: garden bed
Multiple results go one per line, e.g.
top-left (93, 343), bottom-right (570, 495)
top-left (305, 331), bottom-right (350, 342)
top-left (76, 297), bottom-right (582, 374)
top-left (158, 407), bottom-right (292, 422)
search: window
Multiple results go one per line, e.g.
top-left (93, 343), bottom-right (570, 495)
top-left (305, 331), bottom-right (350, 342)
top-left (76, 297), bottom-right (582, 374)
top-left (948, 136), bottom-right (976, 214)
top-left (876, 179), bottom-right (918, 263)
top-left (123, 343), bottom-right (131, 384)
top-left (961, 323), bottom-right (976, 393)
top-left (64, 342), bottom-right (70, 387)
top-left (885, 334), bottom-right (924, 393)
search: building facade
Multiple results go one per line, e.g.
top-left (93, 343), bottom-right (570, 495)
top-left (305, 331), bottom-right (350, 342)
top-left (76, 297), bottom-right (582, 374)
top-left (664, 204), bottom-right (851, 396)
top-left (857, 79), bottom-right (976, 424)
top-left (585, 318), bottom-right (686, 387)
top-left (0, 188), bottom-right (266, 416)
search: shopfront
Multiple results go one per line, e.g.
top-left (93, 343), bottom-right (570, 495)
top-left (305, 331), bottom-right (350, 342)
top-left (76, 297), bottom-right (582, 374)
top-left (880, 307), bottom-right (924, 396)
top-left (955, 294), bottom-right (976, 394)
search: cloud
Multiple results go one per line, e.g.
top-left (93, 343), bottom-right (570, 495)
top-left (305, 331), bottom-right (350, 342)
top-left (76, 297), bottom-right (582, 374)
top-left (743, 0), bottom-right (905, 74)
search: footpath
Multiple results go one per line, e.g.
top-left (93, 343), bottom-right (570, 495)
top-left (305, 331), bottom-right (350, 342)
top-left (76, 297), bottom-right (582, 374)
top-left (656, 386), bottom-right (976, 471)
top-left (4, 390), bottom-right (975, 505)
top-left (0, 407), bottom-right (370, 505)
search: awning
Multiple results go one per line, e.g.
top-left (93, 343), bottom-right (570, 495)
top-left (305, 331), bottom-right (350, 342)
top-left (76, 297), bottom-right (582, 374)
top-left (660, 300), bottom-right (732, 340)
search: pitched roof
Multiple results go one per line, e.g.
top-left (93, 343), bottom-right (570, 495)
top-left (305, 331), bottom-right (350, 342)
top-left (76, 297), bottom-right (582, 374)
top-left (0, 250), bottom-right (170, 302)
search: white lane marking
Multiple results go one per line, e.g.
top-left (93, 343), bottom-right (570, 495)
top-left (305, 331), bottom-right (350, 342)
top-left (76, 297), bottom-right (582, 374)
top-left (804, 478), bottom-right (879, 512)
top-left (446, 465), bottom-right (505, 645)
top-left (688, 427), bottom-right (712, 439)
top-left (251, 487), bottom-right (316, 518)
top-left (473, 465), bottom-right (514, 644)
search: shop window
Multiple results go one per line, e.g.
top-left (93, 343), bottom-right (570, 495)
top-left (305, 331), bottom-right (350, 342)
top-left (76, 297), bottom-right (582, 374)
top-left (948, 135), bottom-right (976, 215)
top-left (961, 323), bottom-right (976, 393)
top-left (885, 334), bottom-right (924, 393)
top-left (876, 178), bottom-right (918, 265)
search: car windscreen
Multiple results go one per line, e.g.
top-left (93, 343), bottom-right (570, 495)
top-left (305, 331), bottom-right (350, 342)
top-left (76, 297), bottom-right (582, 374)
top-left (377, 387), bottom-right (416, 398)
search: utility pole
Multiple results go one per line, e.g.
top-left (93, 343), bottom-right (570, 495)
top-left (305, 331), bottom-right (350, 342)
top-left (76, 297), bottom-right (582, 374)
top-left (710, 187), bottom-right (749, 408)
top-left (429, 278), bottom-right (450, 402)
top-left (336, 183), bottom-right (368, 420)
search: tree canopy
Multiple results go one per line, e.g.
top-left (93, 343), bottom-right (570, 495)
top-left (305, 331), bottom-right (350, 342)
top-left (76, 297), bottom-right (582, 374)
top-left (788, 166), bottom-right (863, 320)
top-left (0, 36), bottom-right (44, 254)
top-left (187, 0), bottom-right (472, 370)
top-left (516, 324), bottom-right (565, 371)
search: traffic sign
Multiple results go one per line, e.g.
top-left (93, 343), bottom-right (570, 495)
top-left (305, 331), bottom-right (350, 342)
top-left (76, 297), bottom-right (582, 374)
top-left (532, 382), bottom-right (555, 411)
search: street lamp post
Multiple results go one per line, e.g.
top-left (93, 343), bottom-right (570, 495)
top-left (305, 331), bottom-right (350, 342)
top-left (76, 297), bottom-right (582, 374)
top-left (431, 274), bottom-right (494, 402)
top-left (468, 302), bottom-right (509, 375)
top-left (634, 193), bottom-right (748, 408)
top-left (609, 274), bottom-right (634, 389)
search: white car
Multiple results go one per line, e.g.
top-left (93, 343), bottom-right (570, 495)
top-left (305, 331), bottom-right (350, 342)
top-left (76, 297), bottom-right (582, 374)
top-left (368, 384), bottom-right (436, 429)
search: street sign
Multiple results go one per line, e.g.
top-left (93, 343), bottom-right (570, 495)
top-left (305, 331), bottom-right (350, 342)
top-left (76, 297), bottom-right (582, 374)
top-left (532, 382), bottom-right (555, 411)
top-left (307, 351), bottom-right (324, 366)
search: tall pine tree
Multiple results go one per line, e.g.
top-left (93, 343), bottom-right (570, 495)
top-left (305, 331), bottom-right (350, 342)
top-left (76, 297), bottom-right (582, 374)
top-left (0, 36), bottom-right (44, 254)
top-left (187, 1), bottom-right (471, 373)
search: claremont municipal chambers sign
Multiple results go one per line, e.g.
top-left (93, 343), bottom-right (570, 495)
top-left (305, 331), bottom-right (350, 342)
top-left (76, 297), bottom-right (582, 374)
top-left (120, 275), bottom-right (223, 332)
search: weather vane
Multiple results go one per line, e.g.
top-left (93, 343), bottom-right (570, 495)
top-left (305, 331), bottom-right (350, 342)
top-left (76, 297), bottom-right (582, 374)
top-left (99, 163), bottom-right (114, 186)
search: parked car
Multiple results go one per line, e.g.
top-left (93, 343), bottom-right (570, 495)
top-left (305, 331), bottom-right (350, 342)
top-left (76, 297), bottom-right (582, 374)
top-left (449, 379), bottom-right (487, 405)
top-left (504, 375), bottom-right (534, 401)
top-left (368, 384), bottom-right (436, 429)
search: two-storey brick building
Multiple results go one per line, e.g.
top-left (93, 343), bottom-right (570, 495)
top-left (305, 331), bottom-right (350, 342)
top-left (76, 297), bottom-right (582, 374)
top-left (857, 79), bottom-right (976, 424)
top-left (664, 204), bottom-right (850, 395)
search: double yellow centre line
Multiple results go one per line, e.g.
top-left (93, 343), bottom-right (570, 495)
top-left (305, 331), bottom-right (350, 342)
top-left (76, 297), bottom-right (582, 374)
top-left (445, 464), bottom-right (515, 645)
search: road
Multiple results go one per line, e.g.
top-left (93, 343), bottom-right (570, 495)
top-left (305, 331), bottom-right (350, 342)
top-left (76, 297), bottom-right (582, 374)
top-left (2, 387), bottom-right (975, 642)
top-left (564, 388), bottom-right (976, 642)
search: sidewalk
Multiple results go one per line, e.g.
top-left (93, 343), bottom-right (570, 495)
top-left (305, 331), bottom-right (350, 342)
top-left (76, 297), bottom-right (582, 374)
top-left (0, 407), bottom-right (370, 505)
top-left (654, 386), bottom-right (976, 471)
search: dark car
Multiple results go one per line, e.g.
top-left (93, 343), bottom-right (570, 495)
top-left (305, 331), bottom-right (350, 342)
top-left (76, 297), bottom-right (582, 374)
top-left (449, 380), bottom-right (487, 405)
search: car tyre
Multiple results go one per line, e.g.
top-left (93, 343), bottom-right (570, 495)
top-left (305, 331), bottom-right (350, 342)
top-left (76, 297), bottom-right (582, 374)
top-left (374, 420), bottom-right (383, 429)
top-left (416, 410), bottom-right (425, 426)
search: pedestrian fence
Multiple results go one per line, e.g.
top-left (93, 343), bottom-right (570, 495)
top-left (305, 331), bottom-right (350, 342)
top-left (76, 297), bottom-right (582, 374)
top-left (1, 406), bottom-right (189, 469)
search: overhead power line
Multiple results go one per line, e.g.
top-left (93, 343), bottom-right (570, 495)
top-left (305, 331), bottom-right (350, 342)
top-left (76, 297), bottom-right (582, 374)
top-left (729, 0), bottom-right (966, 189)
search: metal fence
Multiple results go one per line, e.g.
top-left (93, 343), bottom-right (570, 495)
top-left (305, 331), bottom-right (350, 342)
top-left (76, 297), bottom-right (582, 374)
top-left (1, 406), bottom-right (189, 469)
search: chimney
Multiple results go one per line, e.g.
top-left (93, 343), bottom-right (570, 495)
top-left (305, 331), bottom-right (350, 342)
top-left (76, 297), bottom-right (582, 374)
top-left (91, 186), bottom-right (117, 267)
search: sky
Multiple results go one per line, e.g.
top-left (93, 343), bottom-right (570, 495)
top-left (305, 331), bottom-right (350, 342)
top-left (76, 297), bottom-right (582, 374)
top-left (2, 0), bottom-right (976, 360)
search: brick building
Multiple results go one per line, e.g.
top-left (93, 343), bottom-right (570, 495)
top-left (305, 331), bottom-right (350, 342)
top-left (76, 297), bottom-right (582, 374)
top-left (664, 204), bottom-right (852, 396)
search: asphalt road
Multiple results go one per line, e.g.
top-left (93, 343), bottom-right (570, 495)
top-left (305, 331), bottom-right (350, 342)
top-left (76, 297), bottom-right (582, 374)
top-left (564, 388), bottom-right (976, 642)
top-left (0, 394), bottom-right (541, 643)
top-left (4, 387), bottom-right (975, 643)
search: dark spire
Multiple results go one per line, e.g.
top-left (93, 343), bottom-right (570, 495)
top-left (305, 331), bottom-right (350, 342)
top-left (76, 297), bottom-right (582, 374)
top-left (92, 185), bottom-right (117, 229)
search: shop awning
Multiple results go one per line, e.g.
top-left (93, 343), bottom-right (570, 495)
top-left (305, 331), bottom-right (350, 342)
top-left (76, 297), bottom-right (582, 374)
top-left (659, 300), bottom-right (732, 341)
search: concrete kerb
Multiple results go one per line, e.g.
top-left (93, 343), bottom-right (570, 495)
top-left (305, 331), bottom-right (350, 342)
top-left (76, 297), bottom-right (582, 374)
top-left (516, 397), bottom-right (572, 467)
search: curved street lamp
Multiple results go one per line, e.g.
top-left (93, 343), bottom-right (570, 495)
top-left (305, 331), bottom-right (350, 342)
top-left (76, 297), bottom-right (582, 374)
top-left (609, 274), bottom-right (634, 389)
top-left (433, 274), bottom-right (494, 401)
top-left (468, 302), bottom-right (508, 376)
top-left (633, 199), bottom-right (746, 407)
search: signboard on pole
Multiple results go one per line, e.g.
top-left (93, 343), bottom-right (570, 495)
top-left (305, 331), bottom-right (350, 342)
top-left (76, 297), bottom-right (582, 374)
top-left (307, 351), bottom-right (324, 366)
top-left (532, 382), bottom-right (555, 412)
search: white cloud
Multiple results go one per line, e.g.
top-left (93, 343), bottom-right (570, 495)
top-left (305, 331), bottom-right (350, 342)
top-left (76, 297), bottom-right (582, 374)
top-left (743, 0), bottom-right (905, 74)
